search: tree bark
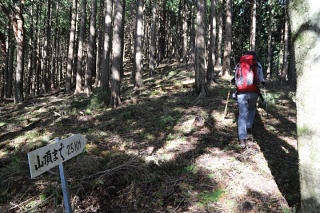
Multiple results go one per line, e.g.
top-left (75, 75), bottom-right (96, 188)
top-left (182, 0), bottom-right (188, 64)
top-left (222, 0), bottom-right (232, 77)
top-left (10, 3), bottom-right (25, 103)
top-left (266, 0), bottom-right (272, 79)
top-left (75, 0), bottom-right (87, 94)
top-left (0, 31), bottom-right (6, 98)
top-left (250, 0), bottom-right (256, 51)
top-left (207, 0), bottom-right (216, 83)
top-left (133, 0), bottom-right (144, 88)
top-left (110, 0), bottom-right (124, 107)
top-left (189, 2), bottom-right (195, 65)
top-left (35, 3), bottom-right (42, 95)
top-left (194, 0), bottom-right (208, 97)
top-left (158, 0), bottom-right (167, 61)
top-left (282, 3), bottom-right (289, 82)
top-left (95, 0), bottom-right (105, 87)
top-left (26, 1), bottom-right (35, 96)
top-left (119, 0), bottom-right (126, 77)
top-left (149, 0), bottom-right (157, 75)
top-left (66, 0), bottom-right (78, 93)
top-left (85, 0), bottom-right (97, 96)
top-left (215, 0), bottom-right (223, 68)
top-left (288, 1), bottom-right (320, 212)
top-left (101, 0), bottom-right (113, 92)
top-left (7, 25), bottom-right (14, 99)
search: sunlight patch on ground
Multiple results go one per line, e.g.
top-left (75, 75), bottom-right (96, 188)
top-left (278, 136), bottom-right (297, 150)
top-left (0, 150), bottom-right (8, 158)
top-left (144, 137), bottom-right (197, 164)
top-left (195, 147), bottom-right (289, 211)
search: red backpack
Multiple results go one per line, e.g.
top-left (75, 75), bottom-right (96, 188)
top-left (235, 54), bottom-right (258, 92)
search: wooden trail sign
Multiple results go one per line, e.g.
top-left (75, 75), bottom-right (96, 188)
top-left (28, 134), bottom-right (87, 179)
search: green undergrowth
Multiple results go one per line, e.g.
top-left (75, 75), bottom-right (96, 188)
top-left (0, 63), bottom-right (299, 212)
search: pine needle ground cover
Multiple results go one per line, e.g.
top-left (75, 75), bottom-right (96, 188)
top-left (0, 62), bottom-right (298, 212)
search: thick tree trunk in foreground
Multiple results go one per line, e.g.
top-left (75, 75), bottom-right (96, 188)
top-left (222, 0), bottom-right (232, 77)
top-left (110, 0), bottom-right (124, 107)
top-left (194, 0), bottom-right (208, 97)
top-left (133, 0), bottom-right (144, 88)
top-left (289, 1), bottom-right (320, 212)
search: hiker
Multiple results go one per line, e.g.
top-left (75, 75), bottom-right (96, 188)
top-left (232, 51), bottom-right (265, 148)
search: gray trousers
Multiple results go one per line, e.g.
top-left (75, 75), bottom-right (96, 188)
top-left (237, 92), bottom-right (258, 140)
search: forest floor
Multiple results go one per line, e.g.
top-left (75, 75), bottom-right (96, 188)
top-left (0, 61), bottom-right (299, 212)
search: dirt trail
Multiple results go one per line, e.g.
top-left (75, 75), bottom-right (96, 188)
top-left (0, 62), bottom-right (299, 212)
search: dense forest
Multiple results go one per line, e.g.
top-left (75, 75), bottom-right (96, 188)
top-left (0, 0), bottom-right (319, 212)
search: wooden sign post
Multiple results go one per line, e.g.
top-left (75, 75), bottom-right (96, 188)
top-left (28, 134), bottom-right (87, 213)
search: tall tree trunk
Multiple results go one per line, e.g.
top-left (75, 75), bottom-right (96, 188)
top-left (35, 3), bottom-right (42, 95)
top-left (133, 0), bottom-right (144, 88)
top-left (95, 0), bottom-right (105, 87)
top-left (288, 1), bottom-right (320, 212)
top-left (288, 21), bottom-right (296, 88)
top-left (53, 0), bottom-right (60, 89)
top-left (194, 0), bottom-right (208, 97)
top-left (72, 2), bottom-right (80, 88)
top-left (222, 0), bottom-right (232, 77)
top-left (44, 0), bottom-right (52, 92)
top-left (85, 0), bottom-right (97, 96)
top-left (101, 0), bottom-right (113, 92)
top-left (281, 3), bottom-right (289, 82)
top-left (207, 0), bottom-right (216, 83)
top-left (26, 1), bottom-right (35, 96)
top-left (175, 0), bottom-right (182, 60)
top-left (0, 31), bottom-right (6, 98)
top-left (110, 0), bottom-right (124, 107)
top-left (182, 0), bottom-right (188, 64)
top-left (158, 0), bottom-right (167, 61)
top-left (250, 0), bottom-right (256, 51)
top-left (119, 0), bottom-right (126, 77)
top-left (66, 0), bottom-right (78, 93)
top-left (266, 0), bottom-right (272, 79)
top-left (278, 28), bottom-right (284, 78)
top-left (10, 3), bottom-right (25, 103)
top-left (149, 0), bottom-right (157, 75)
top-left (75, 0), bottom-right (87, 94)
top-left (189, 2), bottom-right (196, 65)
top-left (7, 25), bottom-right (14, 99)
top-left (216, 0), bottom-right (223, 68)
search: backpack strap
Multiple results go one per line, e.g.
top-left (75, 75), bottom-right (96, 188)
top-left (234, 64), bottom-right (243, 87)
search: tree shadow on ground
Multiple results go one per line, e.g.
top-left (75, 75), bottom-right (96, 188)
top-left (0, 63), bottom-right (298, 212)
top-left (254, 112), bottom-right (300, 208)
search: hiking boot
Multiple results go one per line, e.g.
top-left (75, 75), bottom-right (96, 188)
top-left (239, 139), bottom-right (247, 149)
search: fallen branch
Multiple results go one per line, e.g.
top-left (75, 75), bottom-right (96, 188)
top-left (80, 158), bottom-right (142, 181)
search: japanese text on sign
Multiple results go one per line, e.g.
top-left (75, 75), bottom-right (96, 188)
top-left (28, 134), bottom-right (87, 178)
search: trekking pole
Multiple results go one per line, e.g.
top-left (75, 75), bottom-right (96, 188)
top-left (263, 85), bottom-right (268, 118)
top-left (223, 82), bottom-right (231, 120)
